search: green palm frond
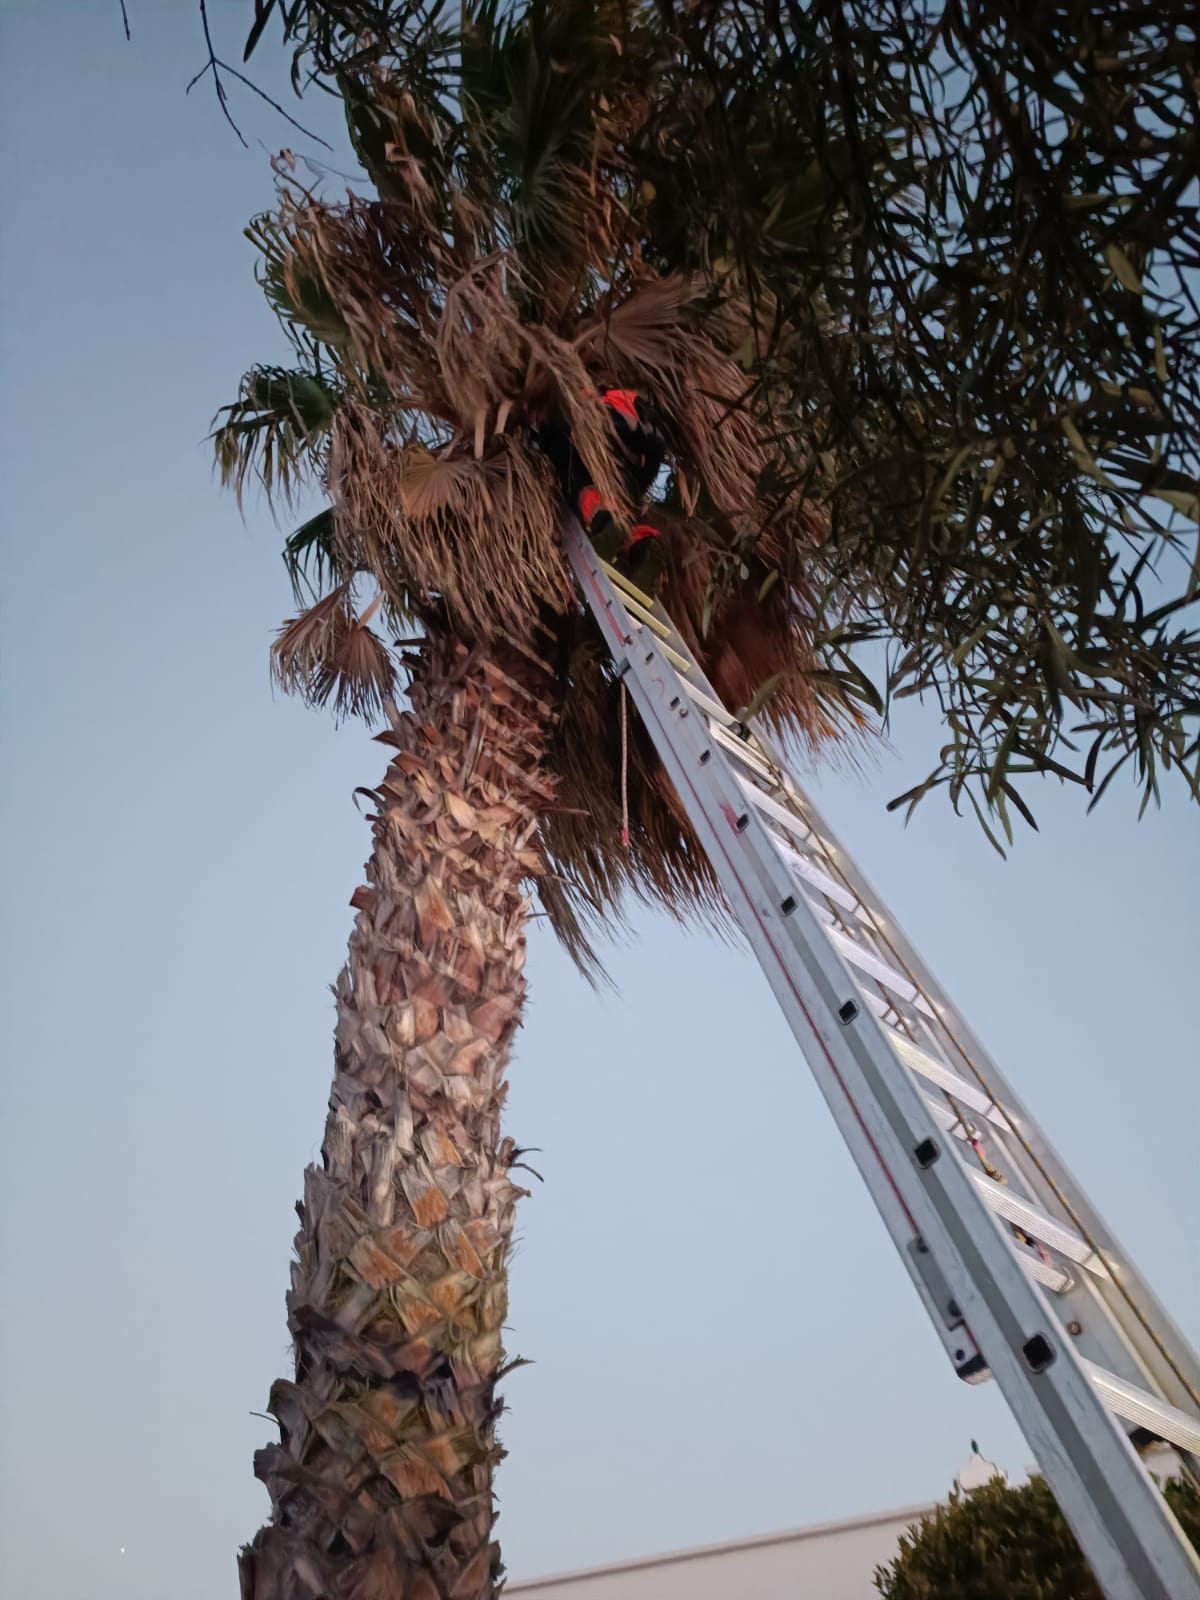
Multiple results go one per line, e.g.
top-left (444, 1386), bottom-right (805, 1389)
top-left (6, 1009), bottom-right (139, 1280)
top-left (283, 506), bottom-right (339, 601)
top-left (212, 364), bottom-right (340, 508)
top-left (459, 0), bottom-right (645, 294)
top-left (246, 212), bottom-right (350, 351)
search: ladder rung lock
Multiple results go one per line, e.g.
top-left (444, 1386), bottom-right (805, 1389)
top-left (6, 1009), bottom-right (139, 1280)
top-left (1082, 1361), bottom-right (1200, 1455)
top-left (965, 1167), bottom-right (1110, 1278)
top-left (860, 983), bottom-right (933, 1033)
top-left (922, 1091), bottom-right (1015, 1150)
top-left (1015, 1246), bottom-right (1072, 1295)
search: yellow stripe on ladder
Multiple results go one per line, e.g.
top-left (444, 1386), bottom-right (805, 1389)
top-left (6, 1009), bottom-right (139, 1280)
top-left (604, 563), bottom-right (662, 624)
top-left (599, 562), bottom-right (691, 673)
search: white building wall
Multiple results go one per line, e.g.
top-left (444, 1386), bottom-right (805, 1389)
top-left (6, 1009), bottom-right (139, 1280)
top-left (509, 1504), bottom-right (937, 1600)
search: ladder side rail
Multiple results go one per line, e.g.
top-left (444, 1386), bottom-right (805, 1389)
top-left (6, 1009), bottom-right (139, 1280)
top-left (752, 803), bottom-right (1193, 1416)
top-left (637, 582), bottom-right (1198, 1414)
top-left (665, 571), bottom-right (1200, 1430)
top-left (591, 578), bottom-right (995, 1381)
top-left (599, 544), bottom-right (1200, 1431)
top-left (756, 768), bottom-right (1200, 1425)
top-left (714, 662), bottom-right (1200, 1472)
top-left (564, 520), bottom-right (1200, 1600)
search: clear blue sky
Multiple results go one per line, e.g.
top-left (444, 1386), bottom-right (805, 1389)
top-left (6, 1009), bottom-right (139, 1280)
top-left (1, 6), bottom-right (1197, 1599)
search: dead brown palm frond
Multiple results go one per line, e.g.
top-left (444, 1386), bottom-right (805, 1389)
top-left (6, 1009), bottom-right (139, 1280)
top-left (272, 586), bottom-right (351, 694)
top-left (534, 508), bottom-right (871, 980)
top-left (328, 401), bottom-right (576, 636)
top-left (329, 608), bottom-right (397, 720)
top-left (428, 263), bottom-right (631, 517)
top-left (647, 337), bottom-right (763, 512)
top-left (536, 636), bottom-right (729, 978)
top-left (396, 448), bottom-right (495, 520)
top-left (271, 585), bottom-right (397, 720)
top-left (434, 258), bottom-right (531, 452)
top-left (535, 330), bottom-right (635, 518)
top-left (264, 187), bottom-right (449, 409)
top-left (577, 275), bottom-right (690, 369)
top-left (395, 436), bottom-right (574, 631)
top-left (577, 279), bottom-right (770, 516)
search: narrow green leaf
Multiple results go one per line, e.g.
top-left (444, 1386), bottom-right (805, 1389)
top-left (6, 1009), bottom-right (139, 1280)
top-left (739, 672), bottom-right (785, 724)
top-left (243, 0), bottom-right (277, 62)
top-left (965, 784), bottom-right (1008, 858)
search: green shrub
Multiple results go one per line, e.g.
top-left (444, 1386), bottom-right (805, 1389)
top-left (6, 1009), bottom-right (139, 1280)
top-left (875, 1472), bottom-right (1200, 1599)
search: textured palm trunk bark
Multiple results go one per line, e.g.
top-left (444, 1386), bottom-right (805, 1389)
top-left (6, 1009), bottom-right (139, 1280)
top-left (241, 635), bottom-right (556, 1600)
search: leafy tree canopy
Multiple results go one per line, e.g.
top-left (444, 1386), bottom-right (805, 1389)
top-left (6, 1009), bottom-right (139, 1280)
top-left (223, 1), bottom-right (1200, 843)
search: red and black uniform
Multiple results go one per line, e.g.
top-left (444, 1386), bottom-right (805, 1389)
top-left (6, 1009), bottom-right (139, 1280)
top-left (539, 389), bottom-right (665, 576)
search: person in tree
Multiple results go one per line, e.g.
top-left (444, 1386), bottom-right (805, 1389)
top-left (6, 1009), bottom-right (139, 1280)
top-left (539, 387), bottom-right (668, 589)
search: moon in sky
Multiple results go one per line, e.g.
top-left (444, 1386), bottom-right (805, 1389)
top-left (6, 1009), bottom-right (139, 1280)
top-left (120, 1548), bottom-right (126, 1556)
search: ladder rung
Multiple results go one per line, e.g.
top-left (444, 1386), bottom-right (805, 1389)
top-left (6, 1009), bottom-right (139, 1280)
top-left (828, 926), bottom-right (936, 1018)
top-left (615, 587), bottom-right (675, 641)
top-left (1082, 1361), bottom-right (1200, 1454)
top-left (679, 673), bottom-right (741, 730)
top-left (886, 1027), bottom-right (1010, 1130)
top-left (965, 1166), bottom-right (1110, 1279)
top-left (596, 562), bottom-right (692, 672)
top-left (633, 627), bottom-right (691, 674)
top-left (599, 559), bottom-right (656, 616)
top-left (1018, 1246), bottom-right (1073, 1295)
top-left (735, 772), bottom-right (815, 842)
top-left (773, 833), bottom-right (860, 913)
top-left (916, 1064), bottom-right (1074, 1292)
top-left (710, 721), bottom-right (782, 785)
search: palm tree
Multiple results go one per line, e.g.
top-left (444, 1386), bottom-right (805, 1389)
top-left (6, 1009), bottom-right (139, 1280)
top-left (218, 6), bottom-right (869, 1598)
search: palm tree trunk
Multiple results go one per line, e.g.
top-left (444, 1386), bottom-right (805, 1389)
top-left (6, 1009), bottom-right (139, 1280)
top-left (241, 634), bottom-right (557, 1600)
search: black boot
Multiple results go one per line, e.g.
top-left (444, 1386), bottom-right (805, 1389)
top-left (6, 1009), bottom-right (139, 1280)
top-left (621, 528), bottom-right (668, 594)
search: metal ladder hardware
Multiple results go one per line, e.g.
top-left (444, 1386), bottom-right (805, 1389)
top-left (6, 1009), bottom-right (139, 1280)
top-left (563, 518), bottom-right (1200, 1600)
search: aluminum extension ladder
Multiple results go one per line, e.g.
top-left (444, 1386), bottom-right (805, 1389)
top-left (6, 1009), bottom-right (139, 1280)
top-left (561, 515), bottom-right (1200, 1600)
